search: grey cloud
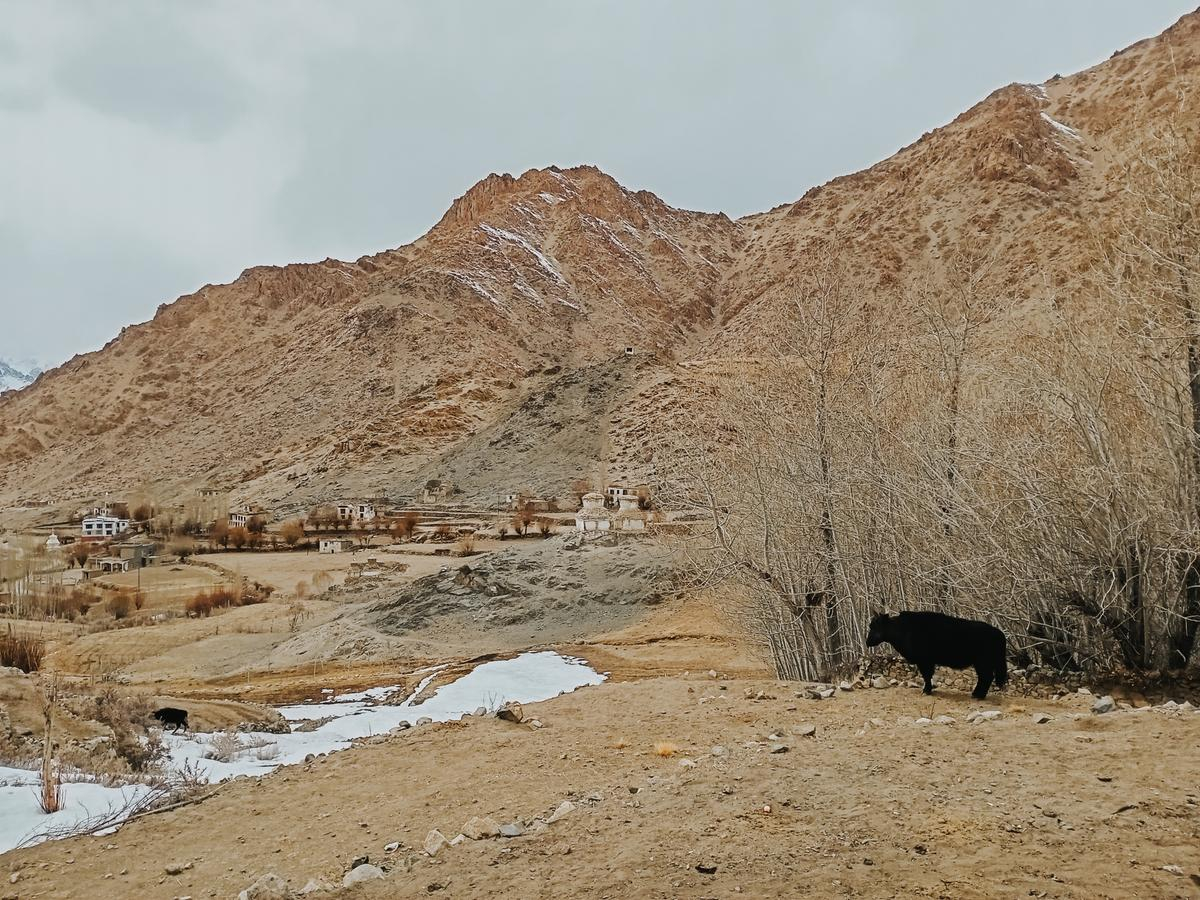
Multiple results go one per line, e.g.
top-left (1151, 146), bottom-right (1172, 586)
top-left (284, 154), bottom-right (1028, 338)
top-left (52, 8), bottom-right (247, 140)
top-left (0, 0), bottom-right (1195, 368)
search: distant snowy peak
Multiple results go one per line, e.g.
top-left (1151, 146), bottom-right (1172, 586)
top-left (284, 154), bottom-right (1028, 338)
top-left (0, 359), bottom-right (37, 393)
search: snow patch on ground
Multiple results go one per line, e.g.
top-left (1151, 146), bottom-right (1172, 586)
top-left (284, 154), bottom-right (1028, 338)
top-left (0, 769), bottom-right (154, 855)
top-left (0, 653), bottom-right (603, 852)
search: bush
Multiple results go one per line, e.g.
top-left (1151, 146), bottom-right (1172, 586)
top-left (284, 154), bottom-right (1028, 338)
top-left (0, 627), bottom-right (45, 672)
top-left (107, 593), bottom-right (134, 620)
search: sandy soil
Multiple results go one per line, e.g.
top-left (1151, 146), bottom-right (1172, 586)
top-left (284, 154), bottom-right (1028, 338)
top-left (4, 677), bottom-right (1198, 899)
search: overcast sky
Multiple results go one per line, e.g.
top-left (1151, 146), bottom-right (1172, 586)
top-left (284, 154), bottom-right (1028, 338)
top-left (0, 1), bottom-right (1194, 369)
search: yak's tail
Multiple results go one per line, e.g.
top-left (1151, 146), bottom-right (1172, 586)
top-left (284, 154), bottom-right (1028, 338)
top-left (995, 635), bottom-right (1009, 688)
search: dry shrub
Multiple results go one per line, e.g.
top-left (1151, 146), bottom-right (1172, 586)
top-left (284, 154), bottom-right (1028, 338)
top-left (536, 517), bottom-right (554, 537)
top-left (90, 687), bottom-right (165, 773)
top-left (204, 730), bottom-right (243, 763)
top-left (311, 570), bottom-right (332, 589)
top-left (185, 592), bottom-right (215, 618)
top-left (0, 626), bottom-right (46, 672)
top-left (653, 741), bottom-right (679, 758)
top-left (107, 592), bottom-right (133, 620)
top-left (454, 532), bottom-right (477, 555)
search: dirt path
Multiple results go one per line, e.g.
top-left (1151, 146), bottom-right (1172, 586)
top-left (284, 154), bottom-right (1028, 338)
top-left (5, 678), bottom-right (1198, 899)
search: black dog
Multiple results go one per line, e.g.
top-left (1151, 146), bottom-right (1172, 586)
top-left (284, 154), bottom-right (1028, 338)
top-left (866, 611), bottom-right (1008, 699)
top-left (153, 707), bottom-right (189, 733)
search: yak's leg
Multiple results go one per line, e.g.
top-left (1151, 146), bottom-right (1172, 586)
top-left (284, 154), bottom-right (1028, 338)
top-left (972, 665), bottom-right (994, 700)
top-left (918, 662), bottom-right (936, 695)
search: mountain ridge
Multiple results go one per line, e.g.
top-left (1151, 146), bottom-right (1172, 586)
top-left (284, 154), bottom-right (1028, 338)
top-left (0, 9), bottom-right (1197, 515)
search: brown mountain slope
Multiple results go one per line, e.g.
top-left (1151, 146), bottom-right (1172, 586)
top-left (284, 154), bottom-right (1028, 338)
top-left (0, 11), bottom-right (1197, 516)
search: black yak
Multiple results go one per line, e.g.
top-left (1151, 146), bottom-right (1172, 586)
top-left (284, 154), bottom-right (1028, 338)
top-left (153, 707), bottom-right (189, 733)
top-left (866, 611), bottom-right (1008, 700)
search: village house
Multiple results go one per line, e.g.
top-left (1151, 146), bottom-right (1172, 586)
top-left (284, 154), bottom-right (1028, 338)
top-left (229, 503), bottom-right (270, 529)
top-left (336, 502), bottom-right (377, 523)
top-left (81, 513), bottom-right (130, 540)
top-left (319, 537), bottom-right (356, 554)
top-left (421, 480), bottom-right (456, 504)
top-left (94, 556), bottom-right (133, 573)
top-left (112, 535), bottom-right (158, 567)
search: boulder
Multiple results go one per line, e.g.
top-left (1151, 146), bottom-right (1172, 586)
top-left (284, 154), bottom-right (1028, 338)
top-left (342, 864), bottom-right (384, 888)
top-left (871, 677), bottom-right (889, 689)
top-left (498, 822), bottom-right (526, 838)
top-left (546, 800), bottom-right (576, 824)
top-left (793, 724), bottom-right (817, 737)
top-left (461, 816), bottom-right (501, 840)
top-left (237, 873), bottom-right (290, 900)
top-left (967, 710), bottom-right (1002, 724)
top-left (423, 829), bottom-right (449, 856)
top-left (497, 702), bottom-right (524, 723)
top-left (1092, 696), bottom-right (1116, 715)
top-left (933, 716), bottom-right (956, 726)
top-left (1032, 712), bottom-right (1052, 724)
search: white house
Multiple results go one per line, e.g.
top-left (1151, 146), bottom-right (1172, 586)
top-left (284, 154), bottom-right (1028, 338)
top-left (319, 538), bottom-right (355, 554)
top-left (336, 503), bottom-right (377, 523)
top-left (82, 514), bottom-right (130, 539)
top-left (230, 504), bottom-right (269, 529)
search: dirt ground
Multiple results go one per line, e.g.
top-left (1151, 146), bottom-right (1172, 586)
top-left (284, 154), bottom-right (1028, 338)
top-left (202, 547), bottom-right (462, 595)
top-left (90, 564), bottom-right (228, 611)
top-left (4, 676), bottom-right (1198, 900)
top-left (5, 536), bottom-right (1200, 899)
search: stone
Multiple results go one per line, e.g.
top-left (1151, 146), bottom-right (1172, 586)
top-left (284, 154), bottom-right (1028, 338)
top-left (528, 719), bottom-right (544, 729)
top-left (546, 800), bottom-right (576, 824)
top-left (348, 855), bottom-right (369, 869)
top-left (165, 862), bottom-right (193, 876)
top-left (769, 744), bottom-right (789, 754)
top-left (838, 681), bottom-right (854, 691)
top-left (818, 688), bottom-right (835, 699)
top-left (298, 879), bottom-right (337, 894)
top-left (708, 670), bottom-right (718, 678)
top-left (933, 715), bottom-right (956, 726)
top-left (913, 717), bottom-right (933, 726)
top-left (383, 842), bottom-right (401, 853)
top-left (237, 873), bottom-right (290, 900)
top-left (678, 757), bottom-right (697, 768)
top-left (497, 702), bottom-right (524, 723)
top-left (423, 829), bottom-right (449, 856)
top-left (449, 834), bottom-right (468, 846)
top-left (967, 710), bottom-right (1002, 724)
top-left (710, 745), bottom-right (727, 756)
top-left (793, 724), bottom-right (817, 737)
top-left (415, 717), bottom-right (433, 726)
top-left (472, 707), bottom-right (487, 717)
top-left (1077, 687), bottom-right (1092, 696)
top-left (342, 864), bottom-right (384, 888)
top-left (1092, 696), bottom-right (1116, 714)
top-left (461, 816), bottom-right (501, 840)
top-left (871, 677), bottom-right (889, 689)
top-left (1032, 712), bottom-right (1052, 724)
top-left (498, 822), bottom-right (526, 838)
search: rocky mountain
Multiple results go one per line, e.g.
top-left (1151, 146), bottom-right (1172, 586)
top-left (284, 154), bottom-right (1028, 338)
top-left (0, 10), bottom-right (1197, 516)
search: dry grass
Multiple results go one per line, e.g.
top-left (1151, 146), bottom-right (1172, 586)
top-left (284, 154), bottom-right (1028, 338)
top-left (652, 741), bottom-right (679, 758)
top-left (0, 625), bottom-right (46, 672)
